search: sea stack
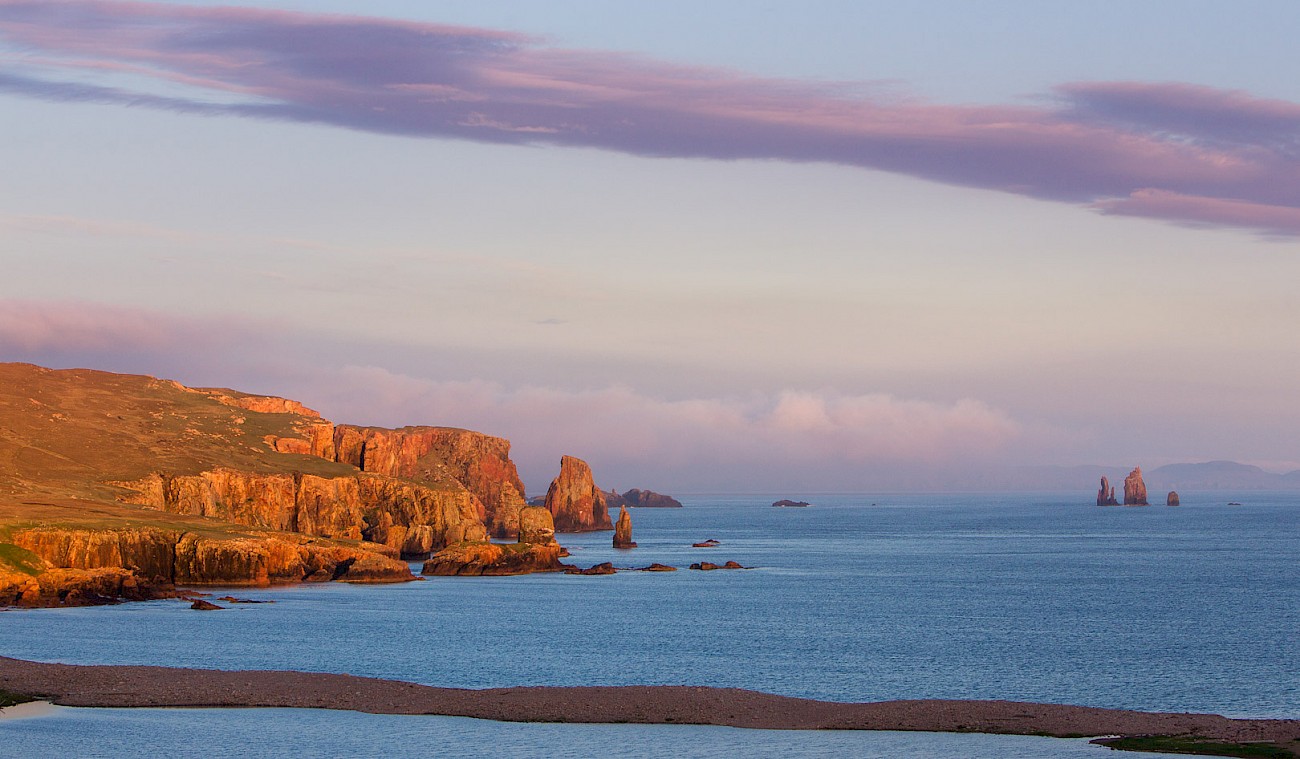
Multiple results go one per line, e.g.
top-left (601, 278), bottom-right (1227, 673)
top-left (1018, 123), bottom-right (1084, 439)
top-left (518, 505), bottom-right (558, 545)
top-left (1167, 491), bottom-right (1180, 507)
top-left (1097, 476), bottom-right (1119, 506)
top-left (613, 506), bottom-right (636, 549)
top-left (543, 455), bottom-right (613, 532)
top-left (1123, 467), bottom-right (1149, 506)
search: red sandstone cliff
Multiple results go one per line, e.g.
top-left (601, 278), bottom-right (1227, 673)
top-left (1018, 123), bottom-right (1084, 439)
top-left (111, 469), bottom-right (485, 557)
top-left (0, 364), bottom-right (579, 604)
top-left (332, 426), bottom-right (527, 538)
top-left (9, 526), bottom-right (412, 587)
top-left (543, 455), bottom-right (612, 532)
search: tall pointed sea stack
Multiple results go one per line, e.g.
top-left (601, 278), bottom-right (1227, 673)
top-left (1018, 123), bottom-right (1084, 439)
top-left (543, 455), bottom-right (613, 532)
top-left (1097, 476), bottom-right (1119, 506)
top-left (1123, 467), bottom-right (1149, 506)
top-left (613, 506), bottom-right (636, 549)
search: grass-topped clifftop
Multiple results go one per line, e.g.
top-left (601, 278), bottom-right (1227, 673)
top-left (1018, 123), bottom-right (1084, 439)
top-left (0, 362), bottom-right (361, 538)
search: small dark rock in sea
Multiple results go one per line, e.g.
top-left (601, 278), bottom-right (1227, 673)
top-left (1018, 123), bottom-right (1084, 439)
top-left (190, 600), bottom-right (224, 611)
top-left (630, 563), bottom-right (677, 572)
top-left (772, 499), bottom-right (811, 508)
top-left (691, 539), bottom-right (721, 548)
top-left (565, 562), bottom-right (616, 576)
top-left (690, 561), bottom-right (748, 571)
top-left (216, 596), bottom-right (273, 604)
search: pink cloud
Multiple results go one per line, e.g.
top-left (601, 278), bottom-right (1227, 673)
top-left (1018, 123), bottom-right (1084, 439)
top-left (0, 299), bottom-right (176, 351)
top-left (311, 366), bottom-right (1022, 492)
top-left (1, 1), bottom-right (1299, 236)
top-left (1092, 189), bottom-right (1300, 237)
top-left (0, 299), bottom-right (1023, 490)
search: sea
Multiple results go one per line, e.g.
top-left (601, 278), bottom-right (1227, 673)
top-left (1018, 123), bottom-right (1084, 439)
top-left (1, 492), bottom-right (1297, 758)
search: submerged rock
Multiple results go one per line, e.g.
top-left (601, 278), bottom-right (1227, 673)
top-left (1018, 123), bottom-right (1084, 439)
top-left (1123, 467), bottom-right (1149, 506)
top-left (689, 561), bottom-right (748, 571)
top-left (692, 539), bottom-right (721, 548)
top-left (190, 599), bottom-right (223, 611)
top-left (565, 562), bottom-right (616, 576)
top-left (631, 563), bottom-right (677, 572)
top-left (613, 506), bottom-right (637, 549)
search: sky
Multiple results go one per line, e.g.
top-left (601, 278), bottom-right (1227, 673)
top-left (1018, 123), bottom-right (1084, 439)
top-left (2, 0), bottom-right (1299, 493)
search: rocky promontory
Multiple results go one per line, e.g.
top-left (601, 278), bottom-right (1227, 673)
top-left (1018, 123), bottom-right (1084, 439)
top-left (543, 455), bottom-right (613, 532)
top-left (422, 506), bottom-right (569, 576)
top-left (0, 363), bottom-right (549, 605)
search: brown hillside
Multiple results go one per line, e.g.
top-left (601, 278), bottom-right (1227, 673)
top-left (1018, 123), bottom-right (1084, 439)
top-left (0, 363), bottom-right (532, 603)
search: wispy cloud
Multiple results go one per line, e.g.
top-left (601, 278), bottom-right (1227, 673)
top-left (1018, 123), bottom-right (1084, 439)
top-left (0, 0), bottom-right (1294, 236)
top-left (1, 1), bottom-right (1297, 237)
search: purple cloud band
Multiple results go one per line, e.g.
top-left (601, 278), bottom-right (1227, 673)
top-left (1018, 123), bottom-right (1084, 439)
top-left (2, 0), bottom-right (1299, 236)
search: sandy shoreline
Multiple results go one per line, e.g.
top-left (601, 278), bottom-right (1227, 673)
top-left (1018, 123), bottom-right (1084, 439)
top-left (2, 655), bottom-right (1297, 752)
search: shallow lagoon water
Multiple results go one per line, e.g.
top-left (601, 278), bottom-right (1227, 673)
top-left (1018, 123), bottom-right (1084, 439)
top-left (1, 493), bottom-right (1296, 754)
top-left (0, 704), bottom-right (1174, 758)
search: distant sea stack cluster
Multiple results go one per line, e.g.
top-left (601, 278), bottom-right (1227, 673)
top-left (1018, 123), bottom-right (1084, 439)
top-left (1096, 467), bottom-right (1177, 506)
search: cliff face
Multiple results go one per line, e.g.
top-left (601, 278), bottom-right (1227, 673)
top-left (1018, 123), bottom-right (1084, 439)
top-left (0, 363), bottom-right (547, 599)
top-left (111, 469), bottom-right (483, 557)
top-left (0, 565), bottom-right (169, 608)
top-left (1123, 467), bottom-right (1149, 506)
top-left (543, 455), bottom-right (612, 532)
top-left (10, 527), bottom-right (413, 586)
top-left (333, 425), bottom-right (527, 538)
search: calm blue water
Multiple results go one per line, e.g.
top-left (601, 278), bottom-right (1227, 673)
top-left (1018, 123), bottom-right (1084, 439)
top-left (1, 493), bottom-right (1296, 755)
top-left (0, 705), bottom-right (1176, 758)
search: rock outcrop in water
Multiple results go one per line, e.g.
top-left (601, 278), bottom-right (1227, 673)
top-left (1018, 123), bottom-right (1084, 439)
top-left (517, 506), bottom-right (558, 545)
top-left (420, 541), bottom-right (569, 576)
top-left (613, 506), bottom-right (636, 549)
top-left (1096, 477), bottom-right (1119, 506)
top-left (421, 504), bottom-right (573, 576)
top-left (1166, 491), bottom-right (1180, 506)
top-left (543, 455), bottom-right (612, 532)
top-left (1123, 467), bottom-right (1149, 506)
top-left (621, 489), bottom-right (683, 508)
